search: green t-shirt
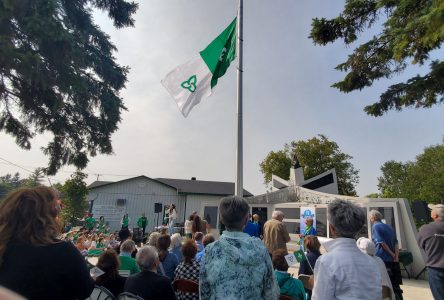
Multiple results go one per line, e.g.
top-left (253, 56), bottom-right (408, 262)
top-left (137, 216), bottom-right (147, 228)
top-left (85, 217), bottom-right (96, 230)
top-left (119, 255), bottom-right (140, 274)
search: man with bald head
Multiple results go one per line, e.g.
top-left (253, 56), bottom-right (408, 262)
top-left (263, 211), bottom-right (291, 254)
top-left (417, 203), bottom-right (444, 300)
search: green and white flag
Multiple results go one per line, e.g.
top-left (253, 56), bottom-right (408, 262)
top-left (162, 18), bottom-right (237, 117)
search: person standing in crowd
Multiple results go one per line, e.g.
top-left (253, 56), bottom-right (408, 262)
top-left (243, 214), bottom-right (259, 237)
top-left (263, 210), bottom-right (291, 255)
top-left (273, 249), bottom-right (306, 300)
top-left (192, 214), bottom-right (204, 235)
top-left (124, 246), bottom-right (176, 300)
top-left (170, 233), bottom-right (183, 263)
top-left (0, 187), bottom-right (94, 300)
top-left (417, 204), bottom-right (444, 300)
top-left (121, 213), bottom-right (130, 230)
top-left (137, 213), bottom-right (148, 236)
top-left (357, 237), bottom-right (395, 300)
top-left (85, 213), bottom-right (96, 232)
top-left (298, 236), bottom-right (322, 300)
top-left (175, 239), bottom-right (200, 300)
top-left (193, 232), bottom-right (204, 252)
top-left (156, 234), bottom-right (179, 281)
top-left (312, 200), bottom-right (381, 300)
top-left (253, 214), bottom-right (264, 239)
top-left (119, 240), bottom-right (140, 275)
top-left (184, 214), bottom-right (194, 238)
top-left (97, 216), bottom-right (106, 233)
top-left (148, 232), bottom-right (161, 248)
top-left (95, 250), bottom-right (127, 297)
top-left (199, 196), bottom-right (279, 299)
top-left (168, 204), bottom-right (178, 234)
top-left (369, 210), bottom-right (403, 299)
top-left (196, 234), bottom-right (215, 263)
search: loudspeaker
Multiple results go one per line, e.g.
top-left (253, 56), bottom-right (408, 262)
top-left (154, 202), bottom-right (162, 213)
top-left (412, 200), bottom-right (431, 223)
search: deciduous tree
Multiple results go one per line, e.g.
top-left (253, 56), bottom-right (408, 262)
top-left (60, 171), bottom-right (89, 224)
top-left (260, 135), bottom-right (359, 196)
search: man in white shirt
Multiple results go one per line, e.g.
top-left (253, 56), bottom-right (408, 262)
top-left (312, 200), bottom-right (381, 300)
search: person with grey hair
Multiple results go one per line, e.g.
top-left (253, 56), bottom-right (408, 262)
top-left (356, 237), bottom-right (395, 300)
top-left (124, 246), bottom-right (176, 300)
top-left (119, 240), bottom-right (140, 275)
top-left (312, 199), bottom-right (381, 300)
top-left (170, 233), bottom-right (183, 263)
top-left (417, 203), bottom-right (444, 300)
top-left (369, 209), bottom-right (403, 299)
top-left (263, 210), bottom-right (291, 254)
top-left (199, 196), bottom-right (279, 300)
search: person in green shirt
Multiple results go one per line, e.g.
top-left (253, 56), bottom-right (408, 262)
top-left (137, 213), bottom-right (148, 236)
top-left (272, 249), bottom-right (307, 300)
top-left (84, 213), bottom-right (96, 232)
top-left (119, 240), bottom-right (140, 274)
top-left (97, 216), bottom-right (106, 233)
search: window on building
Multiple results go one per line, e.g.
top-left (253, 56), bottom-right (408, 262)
top-left (279, 208), bottom-right (300, 220)
top-left (284, 221), bottom-right (300, 234)
top-left (316, 208), bottom-right (327, 237)
top-left (203, 206), bottom-right (218, 229)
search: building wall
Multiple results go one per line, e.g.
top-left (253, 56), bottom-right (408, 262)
top-left (88, 177), bottom-right (184, 232)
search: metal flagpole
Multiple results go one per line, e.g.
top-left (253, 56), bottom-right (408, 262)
top-left (235, 0), bottom-right (244, 197)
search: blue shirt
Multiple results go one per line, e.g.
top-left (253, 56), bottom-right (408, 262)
top-left (372, 221), bottom-right (397, 262)
top-left (243, 220), bottom-right (259, 237)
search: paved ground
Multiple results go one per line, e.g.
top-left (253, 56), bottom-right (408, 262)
top-left (288, 265), bottom-right (434, 300)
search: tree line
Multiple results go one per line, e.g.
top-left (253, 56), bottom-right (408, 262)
top-left (260, 135), bottom-right (444, 204)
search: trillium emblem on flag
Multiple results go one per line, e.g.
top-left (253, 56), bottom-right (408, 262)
top-left (161, 18), bottom-right (237, 117)
top-left (181, 75), bottom-right (197, 93)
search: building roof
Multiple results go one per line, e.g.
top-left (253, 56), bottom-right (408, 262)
top-left (87, 181), bottom-right (113, 189)
top-left (87, 175), bottom-right (253, 197)
top-left (155, 178), bottom-right (253, 197)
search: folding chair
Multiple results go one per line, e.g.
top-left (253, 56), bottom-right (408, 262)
top-left (118, 270), bottom-right (131, 277)
top-left (116, 292), bottom-right (144, 300)
top-left (86, 285), bottom-right (115, 300)
top-left (172, 279), bottom-right (199, 294)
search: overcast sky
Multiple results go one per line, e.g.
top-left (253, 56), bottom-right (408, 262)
top-left (1, 1), bottom-right (443, 197)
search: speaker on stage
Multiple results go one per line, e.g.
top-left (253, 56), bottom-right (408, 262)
top-left (154, 202), bottom-right (162, 213)
top-left (412, 200), bottom-right (432, 223)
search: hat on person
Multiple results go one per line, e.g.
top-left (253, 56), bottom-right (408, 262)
top-left (356, 237), bottom-right (376, 256)
top-left (428, 204), bottom-right (444, 210)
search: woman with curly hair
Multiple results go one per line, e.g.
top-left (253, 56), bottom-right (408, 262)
top-left (0, 187), bottom-right (94, 299)
top-left (174, 239), bottom-right (200, 300)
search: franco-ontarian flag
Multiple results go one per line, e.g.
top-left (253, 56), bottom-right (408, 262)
top-left (162, 18), bottom-right (237, 117)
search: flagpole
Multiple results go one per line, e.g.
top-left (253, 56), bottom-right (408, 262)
top-left (235, 0), bottom-right (244, 197)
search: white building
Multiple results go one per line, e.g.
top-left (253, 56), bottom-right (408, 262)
top-left (87, 176), bottom-right (252, 235)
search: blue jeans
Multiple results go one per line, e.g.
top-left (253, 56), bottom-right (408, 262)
top-left (428, 267), bottom-right (444, 300)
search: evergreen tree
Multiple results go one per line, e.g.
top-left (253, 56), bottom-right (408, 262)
top-left (310, 0), bottom-right (444, 116)
top-left (60, 171), bottom-right (89, 224)
top-left (0, 0), bottom-right (138, 175)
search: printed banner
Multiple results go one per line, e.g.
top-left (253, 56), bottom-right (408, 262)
top-left (300, 207), bottom-right (316, 235)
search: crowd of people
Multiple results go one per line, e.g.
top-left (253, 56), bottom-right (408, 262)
top-left (0, 186), bottom-right (442, 300)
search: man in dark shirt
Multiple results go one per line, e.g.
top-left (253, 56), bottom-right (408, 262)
top-left (124, 246), bottom-right (176, 300)
top-left (417, 204), bottom-right (444, 300)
